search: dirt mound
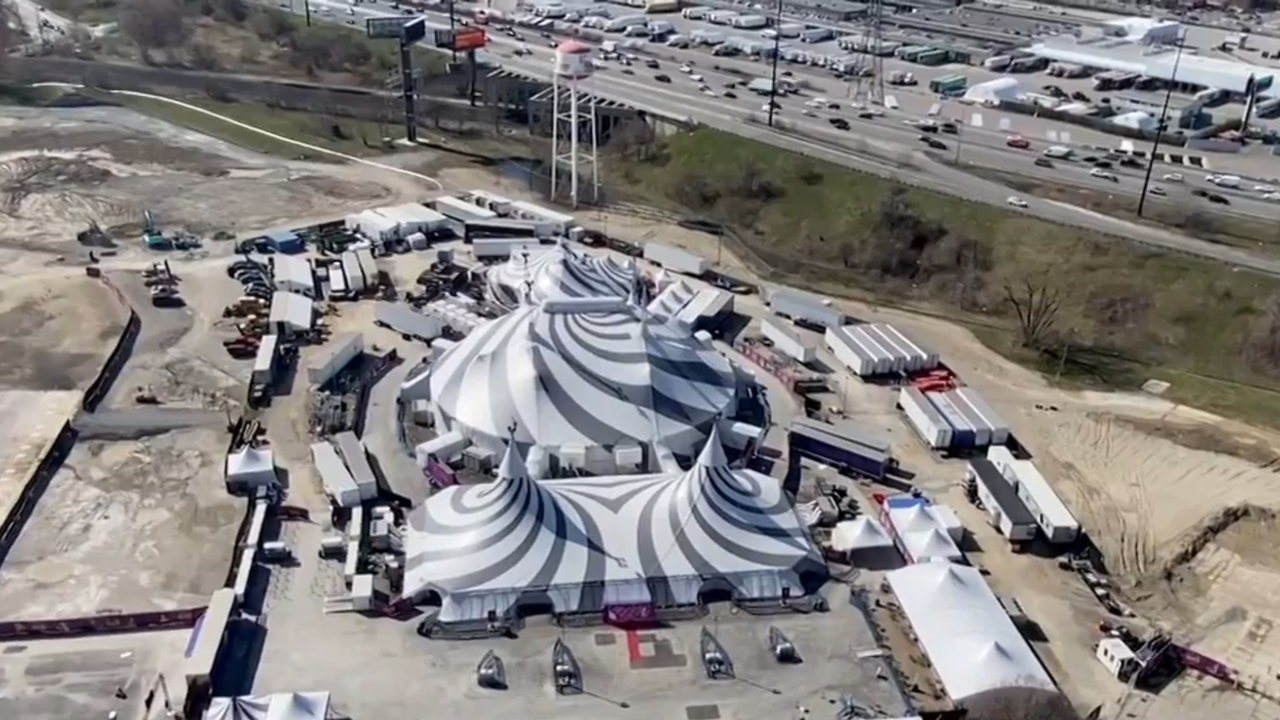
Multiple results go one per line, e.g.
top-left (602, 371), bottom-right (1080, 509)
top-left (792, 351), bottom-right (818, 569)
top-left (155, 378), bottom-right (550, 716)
top-left (1159, 504), bottom-right (1278, 579)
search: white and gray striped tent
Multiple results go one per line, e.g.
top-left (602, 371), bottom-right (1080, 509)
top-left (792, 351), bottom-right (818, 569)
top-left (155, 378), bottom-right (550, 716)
top-left (485, 240), bottom-right (637, 310)
top-left (425, 298), bottom-right (740, 470)
top-left (402, 428), bottom-right (826, 622)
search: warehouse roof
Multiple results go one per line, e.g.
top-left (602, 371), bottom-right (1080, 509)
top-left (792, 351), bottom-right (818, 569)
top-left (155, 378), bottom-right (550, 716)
top-left (1029, 38), bottom-right (1275, 95)
top-left (269, 291), bottom-right (313, 331)
top-left (486, 241), bottom-right (636, 310)
top-left (403, 428), bottom-right (826, 621)
top-left (887, 562), bottom-right (1054, 701)
top-left (426, 297), bottom-right (739, 454)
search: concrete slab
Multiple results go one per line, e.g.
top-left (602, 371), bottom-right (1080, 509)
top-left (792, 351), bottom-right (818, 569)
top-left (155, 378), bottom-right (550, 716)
top-left (0, 631), bottom-right (189, 720)
top-left (0, 390), bottom-right (79, 532)
top-left (0, 428), bottom-right (244, 620)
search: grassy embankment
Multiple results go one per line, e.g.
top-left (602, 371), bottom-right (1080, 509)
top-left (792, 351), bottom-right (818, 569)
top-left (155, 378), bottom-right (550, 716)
top-left (609, 128), bottom-right (1280, 429)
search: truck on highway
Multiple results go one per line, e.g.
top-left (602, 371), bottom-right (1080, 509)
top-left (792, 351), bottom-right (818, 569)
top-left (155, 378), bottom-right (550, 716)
top-left (748, 77), bottom-right (776, 95)
top-left (1208, 174), bottom-right (1241, 188)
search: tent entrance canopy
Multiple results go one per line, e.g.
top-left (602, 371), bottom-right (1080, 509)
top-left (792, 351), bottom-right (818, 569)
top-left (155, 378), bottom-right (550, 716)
top-left (205, 692), bottom-right (331, 720)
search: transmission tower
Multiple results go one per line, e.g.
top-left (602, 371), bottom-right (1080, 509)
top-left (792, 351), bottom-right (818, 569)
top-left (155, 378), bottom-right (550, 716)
top-left (852, 0), bottom-right (886, 106)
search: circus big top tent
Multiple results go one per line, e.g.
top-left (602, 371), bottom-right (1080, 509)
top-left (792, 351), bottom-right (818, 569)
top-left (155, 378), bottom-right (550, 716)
top-left (422, 297), bottom-right (743, 472)
top-left (485, 240), bottom-right (638, 310)
top-left (402, 428), bottom-right (827, 622)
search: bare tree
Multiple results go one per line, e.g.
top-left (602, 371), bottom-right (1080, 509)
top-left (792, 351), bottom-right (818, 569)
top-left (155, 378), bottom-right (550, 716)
top-left (118, 0), bottom-right (190, 53)
top-left (1004, 278), bottom-right (1060, 348)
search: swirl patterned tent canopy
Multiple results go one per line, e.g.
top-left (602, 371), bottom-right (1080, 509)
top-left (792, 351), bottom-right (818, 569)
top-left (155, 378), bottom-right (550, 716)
top-left (403, 428), bottom-right (827, 622)
top-left (485, 241), bottom-right (637, 310)
top-left (425, 299), bottom-right (739, 459)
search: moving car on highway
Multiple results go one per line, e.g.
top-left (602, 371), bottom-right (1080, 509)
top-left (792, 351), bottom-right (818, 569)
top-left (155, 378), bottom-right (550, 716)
top-left (1089, 168), bottom-right (1118, 182)
top-left (1148, 187), bottom-right (1166, 196)
top-left (1006, 196), bottom-right (1029, 208)
top-left (1005, 135), bottom-right (1030, 150)
top-left (1162, 172), bottom-right (1184, 183)
top-left (654, 74), bottom-right (672, 83)
top-left (1034, 157), bottom-right (1054, 168)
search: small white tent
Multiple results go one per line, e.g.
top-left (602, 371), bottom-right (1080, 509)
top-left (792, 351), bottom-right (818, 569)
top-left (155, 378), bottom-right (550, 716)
top-left (900, 528), bottom-right (963, 564)
top-left (225, 447), bottom-right (277, 491)
top-left (831, 517), bottom-right (901, 569)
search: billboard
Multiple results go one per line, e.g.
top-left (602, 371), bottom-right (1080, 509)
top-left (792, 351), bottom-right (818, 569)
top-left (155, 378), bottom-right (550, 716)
top-left (431, 27), bottom-right (488, 51)
top-left (367, 16), bottom-right (409, 39)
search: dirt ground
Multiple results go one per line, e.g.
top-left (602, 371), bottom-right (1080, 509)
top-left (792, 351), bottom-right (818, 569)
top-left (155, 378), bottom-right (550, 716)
top-left (0, 274), bottom-right (126, 391)
top-left (0, 109), bottom-right (430, 275)
top-left (0, 428), bottom-right (243, 620)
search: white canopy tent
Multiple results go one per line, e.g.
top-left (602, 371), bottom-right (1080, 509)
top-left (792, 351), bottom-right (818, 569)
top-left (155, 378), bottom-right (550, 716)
top-left (831, 517), bottom-right (901, 570)
top-left (886, 562), bottom-right (1053, 702)
top-left (403, 427), bottom-right (827, 622)
top-left (205, 692), bottom-right (332, 720)
top-left (225, 447), bottom-right (277, 490)
top-left (899, 528), bottom-right (963, 564)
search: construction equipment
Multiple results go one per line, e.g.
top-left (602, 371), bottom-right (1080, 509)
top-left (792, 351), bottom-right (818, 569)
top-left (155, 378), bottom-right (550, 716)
top-left (150, 285), bottom-right (184, 307)
top-left (77, 220), bottom-right (116, 248)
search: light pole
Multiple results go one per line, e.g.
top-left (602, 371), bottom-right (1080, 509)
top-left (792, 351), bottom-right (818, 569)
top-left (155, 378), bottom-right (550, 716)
top-left (953, 123), bottom-right (963, 164)
top-left (766, 0), bottom-right (784, 128)
top-left (1138, 30), bottom-right (1186, 217)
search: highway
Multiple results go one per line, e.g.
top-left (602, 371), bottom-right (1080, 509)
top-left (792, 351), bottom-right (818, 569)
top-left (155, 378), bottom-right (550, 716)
top-left (285, 0), bottom-right (1280, 271)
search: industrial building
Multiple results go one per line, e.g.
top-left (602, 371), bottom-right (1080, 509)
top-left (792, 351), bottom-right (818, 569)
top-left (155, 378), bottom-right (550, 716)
top-left (272, 255), bottom-right (314, 297)
top-left (887, 562), bottom-right (1054, 702)
top-left (485, 241), bottom-right (638, 310)
top-left (402, 429), bottom-right (827, 622)
top-left (415, 297), bottom-right (754, 474)
top-left (1029, 34), bottom-right (1276, 97)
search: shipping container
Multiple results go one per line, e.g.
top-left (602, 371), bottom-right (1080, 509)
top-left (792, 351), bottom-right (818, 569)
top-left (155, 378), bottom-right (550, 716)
top-left (899, 386), bottom-right (952, 449)
top-left (644, 242), bottom-right (709, 276)
top-left (968, 458), bottom-right (1037, 542)
top-left (761, 316), bottom-right (816, 364)
top-left (768, 290), bottom-right (844, 330)
top-left (927, 391), bottom-right (976, 448)
top-left (308, 333), bottom-right (364, 388)
top-left (789, 422), bottom-right (890, 479)
top-left (952, 388), bottom-right (1009, 445)
top-left (730, 14), bottom-right (768, 29)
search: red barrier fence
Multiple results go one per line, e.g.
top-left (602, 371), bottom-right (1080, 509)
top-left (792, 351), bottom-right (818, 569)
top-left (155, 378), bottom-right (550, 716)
top-left (0, 606), bottom-right (207, 642)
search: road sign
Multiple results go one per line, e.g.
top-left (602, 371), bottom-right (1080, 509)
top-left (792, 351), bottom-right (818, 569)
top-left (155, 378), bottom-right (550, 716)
top-left (367, 16), bottom-right (409, 39)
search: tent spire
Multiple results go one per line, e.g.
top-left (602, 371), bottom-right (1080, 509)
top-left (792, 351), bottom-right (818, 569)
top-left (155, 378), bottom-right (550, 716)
top-left (498, 424), bottom-right (528, 483)
top-left (696, 421), bottom-right (728, 470)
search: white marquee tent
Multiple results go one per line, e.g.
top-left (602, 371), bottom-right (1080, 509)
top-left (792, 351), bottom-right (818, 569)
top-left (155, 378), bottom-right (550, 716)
top-left (886, 562), bottom-right (1054, 702)
top-left (402, 428), bottom-right (827, 622)
top-left (225, 447), bottom-right (277, 490)
top-left (204, 692), bottom-right (332, 720)
top-left (831, 517), bottom-right (901, 570)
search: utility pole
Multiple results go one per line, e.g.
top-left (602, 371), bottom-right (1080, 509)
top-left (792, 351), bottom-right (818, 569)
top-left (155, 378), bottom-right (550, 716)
top-left (1138, 30), bottom-right (1186, 217)
top-left (303, 0), bottom-right (311, 26)
top-left (448, 0), bottom-right (457, 62)
top-left (766, 0), bottom-right (783, 128)
top-left (953, 123), bottom-right (963, 164)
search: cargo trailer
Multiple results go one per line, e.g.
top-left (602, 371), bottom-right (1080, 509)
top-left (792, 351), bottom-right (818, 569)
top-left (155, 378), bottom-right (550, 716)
top-left (312, 441), bottom-right (361, 508)
top-left (768, 290), bottom-right (844, 330)
top-left (434, 195), bottom-right (498, 222)
top-left (328, 266), bottom-right (350, 299)
top-left (863, 323), bottom-right (938, 372)
top-left (777, 23), bottom-right (803, 38)
top-left (465, 219), bottom-right (543, 241)
top-left (987, 450), bottom-right (1079, 544)
top-left (927, 391), bottom-right (977, 448)
top-left (355, 249), bottom-right (376, 289)
top-left (308, 332), bottom-right (364, 388)
top-left (899, 386), bottom-right (952, 449)
top-left (967, 458), bottom-right (1037, 542)
top-left (792, 417), bottom-right (890, 457)
top-left (334, 431), bottom-right (378, 502)
top-left (789, 422), bottom-right (889, 479)
top-left (826, 325), bottom-right (893, 376)
top-left (507, 200), bottom-right (576, 236)
top-left (800, 27), bottom-right (834, 43)
top-left (682, 6), bottom-right (708, 19)
top-left (952, 388), bottom-right (1009, 445)
top-left (472, 238), bottom-right (539, 260)
top-left (707, 10), bottom-right (738, 24)
top-left (644, 242), bottom-right (709, 276)
top-left (375, 302), bottom-right (444, 341)
top-left (761, 316), bottom-right (816, 364)
top-left (940, 390), bottom-right (991, 447)
top-left (341, 251), bottom-right (365, 293)
top-left (731, 14), bottom-right (767, 29)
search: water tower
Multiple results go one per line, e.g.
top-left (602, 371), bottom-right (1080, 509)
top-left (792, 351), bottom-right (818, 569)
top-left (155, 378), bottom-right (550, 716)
top-left (551, 40), bottom-right (600, 208)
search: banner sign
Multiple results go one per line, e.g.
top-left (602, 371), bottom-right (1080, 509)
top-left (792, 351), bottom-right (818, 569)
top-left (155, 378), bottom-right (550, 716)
top-left (605, 603), bottom-right (656, 625)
